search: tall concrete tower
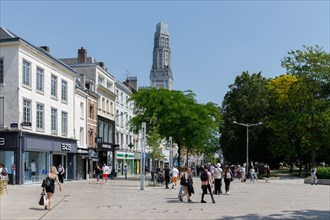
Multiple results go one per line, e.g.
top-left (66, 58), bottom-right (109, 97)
top-left (150, 22), bottom-right (173, 90)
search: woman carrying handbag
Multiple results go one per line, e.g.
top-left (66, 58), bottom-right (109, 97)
top-left (42, 166), bottom-right (62, 210)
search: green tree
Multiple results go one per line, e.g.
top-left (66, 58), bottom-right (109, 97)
top-left (129, 88), bottom-right (221, 169)
top-left (281, 45), bottom-right (330, 166)
top-left (220, 71), bottom-right (271, 164)
top-left (267, 74), bottom-right (312, 172)
top-left (146, 115), bottom-right (163, 169)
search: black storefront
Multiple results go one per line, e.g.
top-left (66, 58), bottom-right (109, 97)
top-left (0, 131), bottom-right (77, 184)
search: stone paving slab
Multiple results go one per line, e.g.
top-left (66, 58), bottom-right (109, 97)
top-left (0, 176), bottom-right (329, 220)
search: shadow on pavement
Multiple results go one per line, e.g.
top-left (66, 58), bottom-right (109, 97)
top-left (29, 207), bottom-right (46, 211)
top-left (219, 209), bottom-right (329, 220)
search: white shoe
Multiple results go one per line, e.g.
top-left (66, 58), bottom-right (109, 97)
top-left (226, 192), bottom-right (230, 195)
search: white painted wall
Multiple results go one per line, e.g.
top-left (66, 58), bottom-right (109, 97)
top-left (1, 40), bottom-right (76, 139)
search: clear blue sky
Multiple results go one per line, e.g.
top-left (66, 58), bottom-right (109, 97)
top-left (1, 0), bottom-right (329, 105)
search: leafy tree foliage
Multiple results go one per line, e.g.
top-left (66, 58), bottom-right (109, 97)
top-left (275, 45), bottom-right (330, 166)
top-left (220, 72), bottom-right (271, 164)
top-left (129, 88), bottom-right (221, 169)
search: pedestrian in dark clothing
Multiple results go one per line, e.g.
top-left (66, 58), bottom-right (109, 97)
top-left (163, 165), bottom-right (170, 189)
top-left (57, 164), bottom-right (65, 183)
top-left (94, 164), bottom-right (102, 183)
top-left (223, 165), bottom-right (232, 195)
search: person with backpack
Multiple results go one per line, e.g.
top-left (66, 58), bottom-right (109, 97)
top-left (200, 165), bottom-right (215, 203)
top-left (0, 163), bottom-right (8, 179)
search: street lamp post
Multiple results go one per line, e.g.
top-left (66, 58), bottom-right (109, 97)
top-left (233, 121), bottom-right (262, 175)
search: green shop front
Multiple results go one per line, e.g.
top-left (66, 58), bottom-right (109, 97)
top-left (116, 151), bottom-right (134, 177)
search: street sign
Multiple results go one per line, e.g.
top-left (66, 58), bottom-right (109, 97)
top-left (113, 144), bottom-right (119, 150)
top-left (95, 137), bottom-right (102, 143)
top-left (21, 122), bottom-right (31, 126)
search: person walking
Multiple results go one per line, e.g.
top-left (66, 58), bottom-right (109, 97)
top-left (30, 160), bottom-right (36, 182)
top-left (43, 166), bottom-right (62, 210)
top-left (249, 166), bottom-right (256, 183)
top-left (223, 165), bottom-right (232, 195)
top-left (94, 163), bottom-right (102, 184)
top-left (171, 166), bottom-right (179, 189)
top-left (178, 167), bottom-right (186, 200)
top-left (311, 167), bottom-right (318, 185)
top-left (102, 163), bottom-right (110, 185)
top-left (163, 165), bottom-right (170, 189)
top-left (57, 164), bottom-right (65, 183)
top-left (236, 164), bottom-right (242, 181)
top-left (123, 165), bottom-right (128, 180)
top-left (179, 166), bottom-right (192, 202)
top-left (213, 163), bottom-right (223, 195)
top-left (264, 164), bottom-right (271, 183)
top-left (200, 165), bottom-right (215, 203)
top-left (241, 163), bottom-right (246, 182)
top-left (0, 163), bottom-right (8, 180)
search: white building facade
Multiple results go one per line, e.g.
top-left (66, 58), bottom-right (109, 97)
top-left (115, 77), bottom-right (140, 177)
top-left (0, 27), bottom-right (77, 184)
top-left (60, 47), bottom-right (117, 174)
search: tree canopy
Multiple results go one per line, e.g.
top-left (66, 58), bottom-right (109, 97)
top-left (129, 87), bottom-right (221, 169)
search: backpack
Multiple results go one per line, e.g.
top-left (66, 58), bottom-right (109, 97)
top-left (180, 175), bottom-right (188, 186)
top-left (200, 171), bottom-right (208, 181)
top-left (1, 168), bottom-right (8, 176)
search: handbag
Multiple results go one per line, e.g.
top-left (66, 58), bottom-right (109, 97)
top-left (38, 191), bottom-right (46, 206)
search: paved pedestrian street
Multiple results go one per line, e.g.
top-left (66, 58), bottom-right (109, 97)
top-left (0, 176), bottom-right (329, 220)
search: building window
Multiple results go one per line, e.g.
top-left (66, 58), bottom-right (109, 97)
top-left (23, 98), bottom-right (32, 124)
top-left (36, 67), bottom-right (44, 92)
top-left (36, 103), bottom-right (44, 129)
top-left (51, 107), bottom-right (57, 133)
top-left (89, 103), bottom-right (94, 119)
top-left (23, 60), bottom-right (31, 87)
top-left (80, 102), bottom-right (84, 119)
top-left (98, 76), bottom-right (104, 86)
top-left (107, 81), bottom-right (112, 90)
top-left (51, 75), bottom-right (57, 98)
top-left (0, 57), bottom-right (4, 84)
top-left (61, 80), bottom-right (68, 101)
top-left (61, 111), bottom-right (68, 136)
top-left (106, 100), bottom-right (109, 112)
top-left (0, 97), bottom-right (4, 126)
top-left (102, 97), bottom-right (105, 111)
top-left (80, 127), bottom-right (84, 145)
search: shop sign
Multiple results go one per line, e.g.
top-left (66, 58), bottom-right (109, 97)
top-left (102, 143), bottom-right (112, 149)
top-left (0, 138), bottom-right (5, 146)
top-left (77, 148), bottom-right (88, 154)
top-left (116, 152), bottom-right (134, 159)
top-left (61, 143), bottom-right (71, 151)
top-left (10, 123), bottom-right (18, 129)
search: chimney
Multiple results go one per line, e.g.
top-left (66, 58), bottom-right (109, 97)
top-left (78, 47), bottom-right (87, 63)
top-left (40, 46), bottom-right (50, 52)
top-left (126, 76), bottom-right (138, 91)
top-left (79, 74), bottom-right (85, 89)
top-left (98, 62), bottom-right (104, 69)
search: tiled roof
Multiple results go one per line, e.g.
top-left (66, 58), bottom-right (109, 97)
top-left (0, 27), bottom-right (18, 40)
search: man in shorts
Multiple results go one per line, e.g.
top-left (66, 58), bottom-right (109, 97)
top-left (171, 166), bottom-right (179, 189)
top-left (102, 163), bottom-right (110, 185)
